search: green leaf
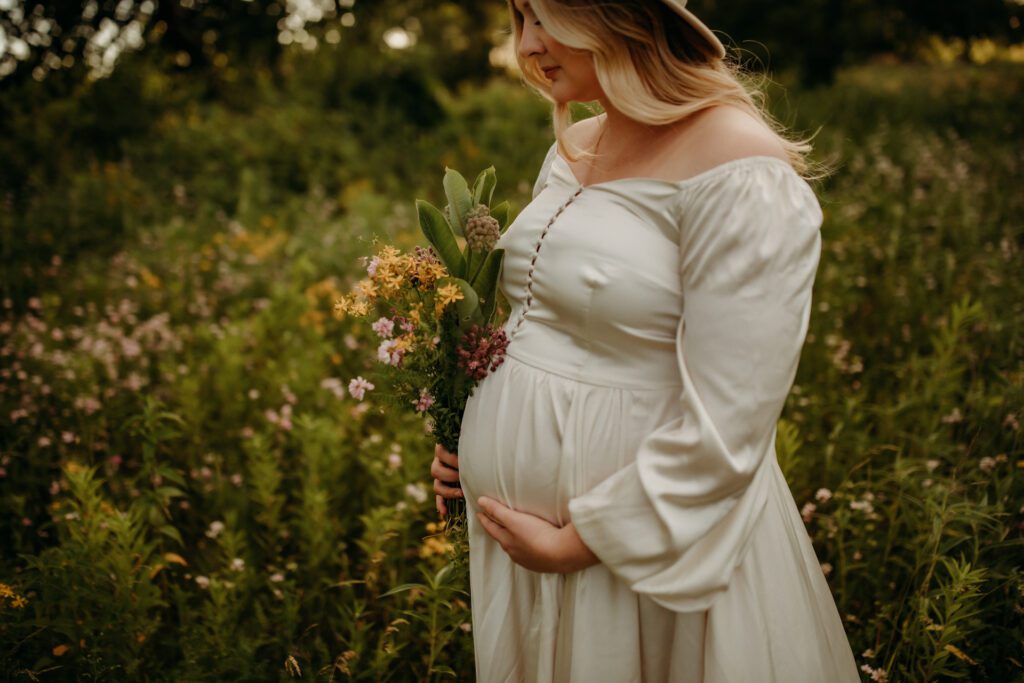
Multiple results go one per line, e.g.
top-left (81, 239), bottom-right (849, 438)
top-left (443, 167), bottom-right (474, 237)
top-left (472, 166), bottom-right (497, 206)
top-left (449, 278), bottom-right (484, 333)
top-left (417, 199), bottom-right (466, 279)
top-left (157, 525), bottom-right (183, 546)
top-left (471, 250), bottom-right (504, 324)
top-left (491, 201), bottom-right (511, 233)
top-left (381, 583), bottom-right (425, 598)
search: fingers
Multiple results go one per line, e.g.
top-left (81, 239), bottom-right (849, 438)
top-left (430, 455), bottom-right (460, 483)
top-left (477, 511), bottom-right (513, 548)
top-left (477, 496), bottom-right (507, 528)
top-left (434, 443), bottom-right (459, 469)
top-left (433, 477), bottom-right (464, 499)
top-left (436, 494), bottom-right (447, 517)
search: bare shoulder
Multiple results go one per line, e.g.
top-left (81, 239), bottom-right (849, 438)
top-left (562, 113), bottom-right (605, 150)
top-left (672, 105), bottom-right (789, 171)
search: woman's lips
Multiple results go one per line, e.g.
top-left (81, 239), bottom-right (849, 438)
top-left (542, 66), bottom-right (560, 78)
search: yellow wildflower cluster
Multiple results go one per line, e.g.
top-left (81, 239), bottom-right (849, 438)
top-left (334, 244), bottom-right (452, 321)
top-left (434, 282), bottom-right (464, 316)
top-left (302, 277), bottom-right (344, 334)
top-left (420, 521), bottom-right (454, 559)
top-left (0, 582), bottom-right (28, 610)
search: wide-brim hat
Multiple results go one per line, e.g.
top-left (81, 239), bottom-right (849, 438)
top-left (661, 0), bottom-right (726, 59)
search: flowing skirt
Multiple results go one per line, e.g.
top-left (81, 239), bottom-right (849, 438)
top-left (458, 353), bottom-right (860, 682)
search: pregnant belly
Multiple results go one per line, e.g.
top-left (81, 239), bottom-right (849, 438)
top-left (457, 354), bottom-right (656, 527)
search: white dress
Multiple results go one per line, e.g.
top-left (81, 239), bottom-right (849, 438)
top-left (457, 140), bottom-right (860, 682)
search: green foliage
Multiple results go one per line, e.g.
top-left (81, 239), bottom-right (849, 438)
top-left (0, 60), bottom-right (1021, 681)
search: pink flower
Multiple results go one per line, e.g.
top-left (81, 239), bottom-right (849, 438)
top-left (800, 501), bottom-right (816, 522)
top-left (814, 487), bottom-right (833, 503)
top-left (371, 317), bottom-right (395, 338)
top-left (412, 388), bottom-right (435, 413)
top-left (387, 453), bottom-right (402, 470)
top-left (348, 377), bottom-right (375, 401)
top-left (456, 324), bottom-right (509, 381)
top-left (377, 339), bottom-right (404, 366)
top-left (366, 256), bottom-right (380, 277)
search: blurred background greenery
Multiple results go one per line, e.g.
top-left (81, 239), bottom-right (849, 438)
top-left (0, 1), bottom-right (1022, 681)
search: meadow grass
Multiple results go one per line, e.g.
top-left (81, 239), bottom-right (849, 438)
top-left (0, 61), bottom-right (1021, 681)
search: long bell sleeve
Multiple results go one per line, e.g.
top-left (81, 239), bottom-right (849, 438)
top-left (566, 159), bottom-right (824, 612)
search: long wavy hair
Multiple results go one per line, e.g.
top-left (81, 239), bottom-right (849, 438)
top-left (506, 0), bottom-right (828, 180)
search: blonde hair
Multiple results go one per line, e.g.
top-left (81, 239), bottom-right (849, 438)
top-left (507, 0), bottom-right (830, 181)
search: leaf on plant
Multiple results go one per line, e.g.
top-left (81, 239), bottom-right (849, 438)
top-left (471, 250), bottom-right (504, 323)
top-left (472, 166), bottom-right (497, 206)
top-left (944, 644), bottom-right (977, 665)
top-left (163, 552), bottom-right (188, 566)
top-left (417, 200), bottom-right (466, 279)
top-left (491, 201), bottom-right (511, 233)
top-left (443, 168), bottom-right (473, 237)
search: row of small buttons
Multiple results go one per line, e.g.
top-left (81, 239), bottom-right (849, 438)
top-left (507, 186), bottom-right (585, 342)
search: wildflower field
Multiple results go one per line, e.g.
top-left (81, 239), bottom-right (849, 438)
top-left (1, 59), bottom-right (1022, 681)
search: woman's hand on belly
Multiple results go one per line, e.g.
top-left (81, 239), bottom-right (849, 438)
top-left (431, 443), bottom-right (462, 517)
top-left (477, 496), bottom-right (601, 574)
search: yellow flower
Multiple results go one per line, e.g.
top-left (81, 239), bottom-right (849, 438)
top-left (355, 278), bottom-right (379, 300)
top-left (349, 299), bottom-right (370, 317)
top-left (333, 296), bottom-right (350, 319)
top-left (435, 283), bottom-right (464, 315)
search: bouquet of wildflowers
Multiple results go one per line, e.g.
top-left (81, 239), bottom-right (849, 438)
top-left (334, 166), bottom-right (512, 536)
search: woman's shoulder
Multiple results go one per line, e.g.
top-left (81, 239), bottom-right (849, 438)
top-left (664, 105), bottom-right (789, 181)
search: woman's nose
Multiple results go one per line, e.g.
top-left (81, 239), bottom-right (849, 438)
top-left (518, 27), bottom-right (545, 59)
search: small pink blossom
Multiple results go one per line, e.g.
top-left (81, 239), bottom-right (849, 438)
top-left (371, 317), bottom-right (395, 338)
top-left (366, 255), bottom-right (380, 277)
top-left (37, 436), bottom-right (51, 447)
top-left (377, 339), bottom-right (404, 366)
top-left (800, 502), bottom-right (816, 522)
top-left (348, 377), bottom-right (375, 401)
top-left (820, 562), bottom-right (833, 576)
top-left (387, 452), bottom-right (402, 470)
top-left (412, 388), bottom-right (435, 413)
top-left (814, 487), bottom-right (833, 503)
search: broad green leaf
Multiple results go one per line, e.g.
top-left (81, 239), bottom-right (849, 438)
top-left (417, 199), bottom-right (466, 279)
top-left (443, 167), bottom-right (473, 237)
top-left (472, 166), bottom-right (497, 206)
top-left (450, 277), bottom-right (484, 333)
top-left (491, 200), bottom-right (511, 233)
top-left (471, 250), bottom-right (504, 324)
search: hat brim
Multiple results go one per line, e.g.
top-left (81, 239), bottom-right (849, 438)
top-left (663, 2), bottom-right (726, 60)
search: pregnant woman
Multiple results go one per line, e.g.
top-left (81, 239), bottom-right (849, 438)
top-left (430, 0), bottom-right (860, 680)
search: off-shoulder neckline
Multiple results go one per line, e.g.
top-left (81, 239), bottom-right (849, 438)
top-left (552, 147), bottom-right (798, 192)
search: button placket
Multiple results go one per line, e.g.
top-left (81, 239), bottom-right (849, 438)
top-left (508, 187), bottom-right (585, 341)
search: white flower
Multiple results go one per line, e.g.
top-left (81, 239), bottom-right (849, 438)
top-left (978, 456), bottom-right (997, 473)
top-left (270, 572), bottom-right (285, 583)
top-left (820, 562), bottom-right (833, 576)
top-left (387, 453), bottom-right (402, 470)
top-left (229, 557), bottom-right (245, 572)
top-left (195, 576), bottom-right (210, 589)
top-left (405, 482), bottom-right (428, 504)
top-left (205, 521), bottom-right (225, 539)
top-left (814, 487), bottom-right (833, 503)
top-left (925, 459), bottom-right (940, 472)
